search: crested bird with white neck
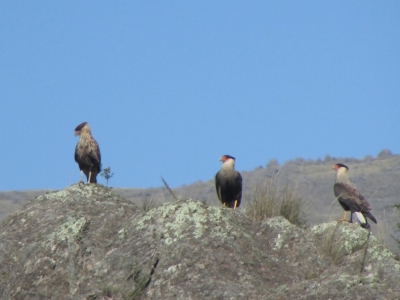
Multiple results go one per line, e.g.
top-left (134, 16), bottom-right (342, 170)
top-left (74, 122), bottom-right (102, 184)
top-left (215, 155), bottom-right (242, 209)
top-left (333, 163), bottom-right (377, 229)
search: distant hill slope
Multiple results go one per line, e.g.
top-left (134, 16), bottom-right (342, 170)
top-left (1, 149), bottom-right (399, 252)
top-left (0, 190), bottom-right (46, 222)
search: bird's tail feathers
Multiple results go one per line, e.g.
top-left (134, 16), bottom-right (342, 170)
top-left (354, 212), bottom-right (366, 224)
top-left (363, 212), bottom-right (377, 224)
top-left (360, 222), bottom-right (371, 230)
top-left (354, 211), bottom-right (377, 229)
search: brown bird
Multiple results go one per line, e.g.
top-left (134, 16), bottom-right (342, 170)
top-left (333, 163), bottom-right (377, 229)
top-left (215, 155), bottom-right (242, 209)
top-left (74, 122), bottom-right (101, 184)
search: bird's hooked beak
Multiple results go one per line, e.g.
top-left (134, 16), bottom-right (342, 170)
top-left (74, 130), bottom-right (80, 136)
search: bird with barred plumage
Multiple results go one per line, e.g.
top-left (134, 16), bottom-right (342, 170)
top-left (333, 163), bottom-right (377, 229)
top-left (74, 122), bottom-right (101, 184)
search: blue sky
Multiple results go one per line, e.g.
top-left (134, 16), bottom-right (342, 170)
top-left (0, 2), bottom-right (399, 190)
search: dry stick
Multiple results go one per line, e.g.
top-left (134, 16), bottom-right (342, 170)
top-left (367, 190), bottom-right (378, 202)
top-left (323, 196), bottom-right (341, 224)
top-left (359, 231), bottom-right (371, 274)
top-left (161, 176), bottom-right (180, 201)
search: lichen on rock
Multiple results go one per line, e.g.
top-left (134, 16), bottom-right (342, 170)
top-left (0, 184), bottom-right (399, 299)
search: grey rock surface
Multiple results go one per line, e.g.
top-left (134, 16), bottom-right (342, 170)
top-left (0, 184), bottom-right (399, 299)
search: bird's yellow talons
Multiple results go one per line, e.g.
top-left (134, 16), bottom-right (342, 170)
top-left (223, 203), bottom-right (226, 207)
top-left (233, 200), bottom-right (238, 210)
top-left (337, 211), bottom-right (348, 223)
top-left (337, 218), bottom-right (349, 223)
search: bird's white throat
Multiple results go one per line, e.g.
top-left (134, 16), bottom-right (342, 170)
top-left (221, 158), bottom-right (235, 170)
top-left (336, 167), bottom-right (350, 183)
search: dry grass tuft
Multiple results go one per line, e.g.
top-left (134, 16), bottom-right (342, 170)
top-left (390, 204), bottom-right (400, 247)
top-left (245, 178), bottom-right (308, 228)
top-left (245, 179), bottom-right (278, 221)
top-left (319, 224), bottom-right (347, 264)
top-left (141, 196), bottom-right (157, 212)
top-left (279, 183), bottom-right (308, 228)
top-left (319, 224), bottom-right (371, 269)
top-left (376, 208), bottom-right (391, 246)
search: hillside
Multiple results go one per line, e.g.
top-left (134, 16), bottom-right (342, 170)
top-left (0, 184), bottom-right (399, 299)
top-left (1, 149), bottom-right (400, 252)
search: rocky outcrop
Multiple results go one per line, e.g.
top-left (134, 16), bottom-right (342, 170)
top-left (0, 184), bottom-right (399, 299)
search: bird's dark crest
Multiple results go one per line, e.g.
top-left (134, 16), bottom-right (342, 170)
top-left (335, 163), bottom-right (349, 170)
top-left (75, 122), bottom-right (88, 131)
top-left (223, 155), bottom-right (235, 160)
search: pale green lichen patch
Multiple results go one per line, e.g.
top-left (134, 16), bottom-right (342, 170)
top-left (46, 215), bottom-right (87, 245)
top-left (311, 222), bottom-right (335, 235)
top-left (338, 227), bottom-right (369, 254)
top-left (135, 199), bottom-right (249, 245)
top-left (48, 189), bottom-right (71, 200)
top-left (272, 284), bottom-right (289, 294)
top-left (117, 227), bottom-right (127, 241)
top-left (263, 216), bottom-right (292, 229)
top-left (263, 217), bottom-right (302, 251)
top-left (39, 184), bottom-right (131, 212)
top-left (342, 275), bottom-right (359, 289)
top-left (302, 274), bottom-right (360, 294)
top-left (273, 233), bottom-right (283, 250)
top-left (366, 239), bottom-right (399, 262)
top-left (311, 221), bottom-right (400, 279)
top-left (312, 222), bottom-right (370, 255)
top-left (264, 216), bottom-right (301, 238)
